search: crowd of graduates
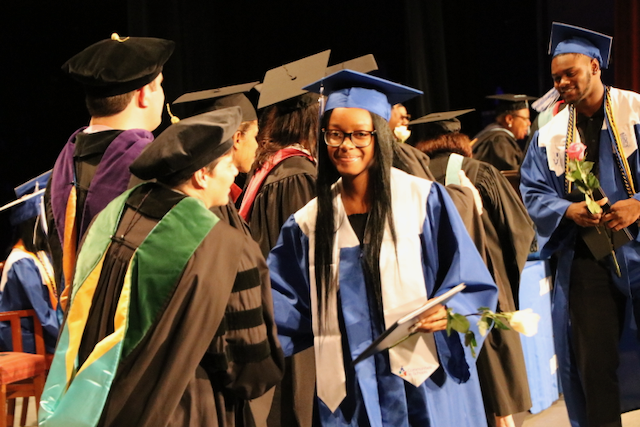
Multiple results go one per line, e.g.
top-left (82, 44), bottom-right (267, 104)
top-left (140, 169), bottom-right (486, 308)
top-left (1, 21), bottom-right (639, 427)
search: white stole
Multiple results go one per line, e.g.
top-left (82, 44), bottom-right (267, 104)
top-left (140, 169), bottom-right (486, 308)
top-left (295, 168), bottom-right (440, 412)
top-left (539, 87), bottom-right (640, 177)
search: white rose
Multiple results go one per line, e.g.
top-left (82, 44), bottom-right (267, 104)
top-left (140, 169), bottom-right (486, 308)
top-left (394, 125), bottom-right (411, 143)
top-left (509, 309), bottom-right (540, 337)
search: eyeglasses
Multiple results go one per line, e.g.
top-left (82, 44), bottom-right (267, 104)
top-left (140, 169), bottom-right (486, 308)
top-left (323, 129), bottom-right (376, 148)
top-left (510, 114), bottom-right (531, 123)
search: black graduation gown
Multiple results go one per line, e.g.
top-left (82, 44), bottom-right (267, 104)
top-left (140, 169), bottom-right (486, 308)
top-left (247, 156), bottom-right (317, 259)
top-left (394, 143), bottom-right (487, 252)
top-left (75, 184), bottom-right (284, 427)
top-left (240, 155), bottom-right (317, 427)
top-left (472, 124), bottom-right (524, 171)
top-left (428, 152), bottom-right (534, 419)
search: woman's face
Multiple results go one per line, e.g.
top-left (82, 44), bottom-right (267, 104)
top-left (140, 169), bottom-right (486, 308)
top-left (508, 108), bottom-right (531, 140)
top-left (326, 108), bottom-right (376, 181)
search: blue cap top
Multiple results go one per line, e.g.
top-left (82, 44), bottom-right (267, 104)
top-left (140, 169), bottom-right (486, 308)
top-left (303, 69), bottom-right (422, 122)
top-left (7, 170), bottom-right (51, 225)
top-left (549, 22), bottom-right (612, 69)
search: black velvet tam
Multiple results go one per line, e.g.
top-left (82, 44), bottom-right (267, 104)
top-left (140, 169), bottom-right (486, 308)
top-left (130, 106), bottom-right (241, 184)
top-left (62, 33), bottom-right (174, 97)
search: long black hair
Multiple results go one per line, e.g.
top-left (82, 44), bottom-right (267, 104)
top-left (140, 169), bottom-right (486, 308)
top-left (314, 109), bottom-right (398, 328)
top-left (254, 94), bottom-right (319, 168)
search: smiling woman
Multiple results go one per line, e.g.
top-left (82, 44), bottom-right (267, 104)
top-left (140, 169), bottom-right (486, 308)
top-left (266, 69), bottom-right (499, 427)
top-left (324, 108), bottom-right (377, 185)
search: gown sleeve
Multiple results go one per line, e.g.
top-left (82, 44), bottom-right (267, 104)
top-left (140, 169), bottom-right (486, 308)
top-left (519, 131), bottom-right (575, 256)
top-left (0, 257), bottom-right (59, 352)
top-left (267, 215), bottom-right (314, 357)
top-left (421, 182), bottom-right (499, 382)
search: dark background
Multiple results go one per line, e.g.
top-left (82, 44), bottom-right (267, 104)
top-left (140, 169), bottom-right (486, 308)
top-left (0, 0), bottom-right (633, 252)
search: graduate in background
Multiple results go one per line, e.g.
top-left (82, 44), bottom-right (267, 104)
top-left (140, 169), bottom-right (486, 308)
top-left (0, 171), bottom-right (58, 354)
top-left (239, 52), bottom-right (329, 259)
top-left (45, 34), bottom-right (174, 310)
top-left (172, 81), bottom-right (261, 235)
top-left (268, 70), bottom-right (498, 426)
top-left (473, 94), bottom-right (536, 171)
top-left (40, 107), bottom-right (283, 427)
top-left (412, 110), bottom-right (534, 427)
top-left (521, 23), bottom-right (640, 427)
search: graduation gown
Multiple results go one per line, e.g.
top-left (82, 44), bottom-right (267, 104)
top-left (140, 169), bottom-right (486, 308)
top-left (0, 245), bottom-right (59, 353)
top-left (247, 155), bottom-right (317, 258)
top-left (394, 143), bottom-right (486, 253)
top-left (473, 124), bottom-right (524, 171)
top-left (268, 168), bottom-right (498, 427)
top-left (39, 183), bottom-right (284, 427)
top-left (241, 153), bottom-right (317, 427)
top-left (429, 153), bottom-right (534, 418)
top-left (45, 127), bottom-right (153, 293)
top-left (520, 87), bottom-right (640, 426)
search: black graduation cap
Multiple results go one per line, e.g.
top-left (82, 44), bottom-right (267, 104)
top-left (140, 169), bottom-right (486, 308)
top-left (172, 81), bottom-right (259, 121)
top-left (325, 54), bottom-right (378, 76)
top-left (62, 33), bottom-right (175, 98)
top-left (408, 109), bottom-right (475, 141)
top-left (487, 94), bottom-right (537, 115)
top-left (130, 107), bottom-right (242, 184)
top-left (549, 22), bottom-right (612, 69)
top-left (257, 50), bottom-right (331, 109)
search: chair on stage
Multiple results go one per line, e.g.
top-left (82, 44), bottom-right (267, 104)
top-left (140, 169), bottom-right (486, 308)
top-left (0, 309), bottom-right (47, 427)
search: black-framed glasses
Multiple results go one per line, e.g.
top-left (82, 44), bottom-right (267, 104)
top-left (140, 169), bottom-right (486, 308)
top-left (323, 129), bottom-right (376, 148)
top-left (510, 114), bottom-right (531, 122)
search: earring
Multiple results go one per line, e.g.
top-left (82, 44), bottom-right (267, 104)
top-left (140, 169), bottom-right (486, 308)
top-left (508, 123), bottom-right (512, 128)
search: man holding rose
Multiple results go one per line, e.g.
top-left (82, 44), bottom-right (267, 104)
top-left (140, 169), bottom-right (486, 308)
top-left (520, 23), bottom-right (640, 427)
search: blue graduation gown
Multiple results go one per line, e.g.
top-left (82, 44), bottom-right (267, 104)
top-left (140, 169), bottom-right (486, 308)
top-left (0, 254), bottom-right (59, 353)
top-left (268, 169), bottom-right (498, 427)
top-left (520, 87), bottom-right (640, 426)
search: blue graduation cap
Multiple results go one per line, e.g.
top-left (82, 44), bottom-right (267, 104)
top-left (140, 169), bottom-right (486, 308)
top-left (549, 22), bottom-right (613, 69)
top-left (303, 69), bottom-right (422, 122)
top-left (0, 170), bottom-right (51, 226)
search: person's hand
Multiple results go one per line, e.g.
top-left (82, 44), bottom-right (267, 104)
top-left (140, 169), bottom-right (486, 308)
top-left (564, 198), bottom-right (607, 227)
top-left (602, 198), bottom-right (640, 231)
top-left (414, 304), bottom-right (447, 333)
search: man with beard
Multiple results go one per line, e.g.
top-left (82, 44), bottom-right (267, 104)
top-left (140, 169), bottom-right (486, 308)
top-left (520, 23), bottom-right (640, 427)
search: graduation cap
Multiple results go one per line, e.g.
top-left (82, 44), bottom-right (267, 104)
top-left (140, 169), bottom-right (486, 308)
top-left (0, 170), bottom-right (52, 226)
top-left (408, 109), bottom-right (475, 141)
top-left (325, 54), bottom-right (378, 76)
top-left (487, 94), bottom-right (537, 115)
top-left (130, 107), bottom-right (242, 185)
top-left (549, 22), bottom-right (612, 69)
top-left (172, 81), bottom-right (259, 121)
top-left (303, 69), bottom-right (422, 122)
top-left (257, 50), bottom-right (331, 109)
top-left (62, 33), bottom-right (175, 97)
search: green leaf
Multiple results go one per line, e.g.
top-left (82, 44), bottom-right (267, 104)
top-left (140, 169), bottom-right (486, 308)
top-left (465, 331), bottom-right (478, 358)
top-left (585, 194), bottom-right (602, 214)
top-left (565, 169), bottom-right (582, 182)
top-left (582, 161), bottom-right (595, 175)
top-left (492, 317), bottom-right (511, 330)
top-left (449, 313), bottom-right (470, 334)
top-left (586, 174), bottom-right (600, 190)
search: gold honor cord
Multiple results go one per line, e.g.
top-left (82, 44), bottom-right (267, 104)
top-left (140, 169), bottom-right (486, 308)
top-left (605, 87), bottom-right (636, 198)
top-left (564, 105), bottom-right (577, 194)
